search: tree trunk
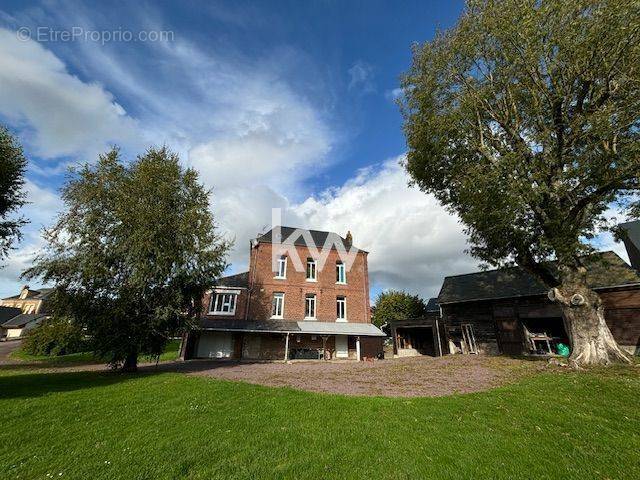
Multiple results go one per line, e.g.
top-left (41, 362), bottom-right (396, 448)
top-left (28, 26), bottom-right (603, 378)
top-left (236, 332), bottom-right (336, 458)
top-left (550, 270), bottom-right (631, 367)
top-left (121, 352), bottom-right (138, 372)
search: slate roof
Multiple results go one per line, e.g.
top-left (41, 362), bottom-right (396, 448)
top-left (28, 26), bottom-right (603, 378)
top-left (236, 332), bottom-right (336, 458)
top-left (216, 272), bottom-right (249, 288)
top-left (1, 313), bottom-right (47, 328)
top-left (2, 287), bottom-right (54, 301)
top-left (426, 297), bottom-right (439, 312)
top-left (0, 306), bottom-right (21, 324)
top-left (199, 319), bottom-right (385, 336)
top-left (438, 251), bottom-right (640, 305)
top-left (256, 226), bottom-right (362, 251)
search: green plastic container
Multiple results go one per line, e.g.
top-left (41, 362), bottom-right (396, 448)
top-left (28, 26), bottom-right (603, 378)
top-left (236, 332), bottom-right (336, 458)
top-left (556, 343), bottom-right (570, 357)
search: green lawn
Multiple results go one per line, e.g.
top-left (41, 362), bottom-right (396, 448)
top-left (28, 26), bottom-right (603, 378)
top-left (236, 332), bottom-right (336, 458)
top-left (0, 365), bottom-right (638, 480)
top-left (9, 339), bottom-right (182, 366)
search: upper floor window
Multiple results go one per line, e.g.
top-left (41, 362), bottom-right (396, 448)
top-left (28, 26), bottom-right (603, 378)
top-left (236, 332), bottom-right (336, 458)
top-left (275, 256), bottom-right (287, 279)
top-left (305, 294), bottom-right (317, 320)
top-left (272, 292), bottom-right (284, 319)
top-left (306, 258), bottom-right (317, 281)
top-left (336, 296), bottom-right (347, 322)
top-left (336, 261), bottom-right (346, 284)
top-left (210, 291), bottom-right (238, 315)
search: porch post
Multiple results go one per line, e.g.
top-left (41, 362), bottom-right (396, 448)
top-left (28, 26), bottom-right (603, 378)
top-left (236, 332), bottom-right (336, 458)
top-left (356, 336), bottom-right (361, 361)
top-left (284, 332), bottom-right (290, 362)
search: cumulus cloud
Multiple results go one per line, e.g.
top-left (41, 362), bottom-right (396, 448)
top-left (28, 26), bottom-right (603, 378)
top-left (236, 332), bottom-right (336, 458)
top-left (0, 28), bottom-right (140, 159)
top-left (294, 157), bottom-right (477, 298)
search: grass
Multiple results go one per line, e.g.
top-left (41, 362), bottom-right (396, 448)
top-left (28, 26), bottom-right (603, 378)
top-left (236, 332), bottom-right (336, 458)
top-left (0, 362), bottom-right (638, 479)
top-left (9, 339), bottom-right (182, 366)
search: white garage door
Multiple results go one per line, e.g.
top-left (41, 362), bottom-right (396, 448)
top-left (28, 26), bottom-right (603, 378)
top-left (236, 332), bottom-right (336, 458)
top-left (197, 332), bottom-right (233, 358)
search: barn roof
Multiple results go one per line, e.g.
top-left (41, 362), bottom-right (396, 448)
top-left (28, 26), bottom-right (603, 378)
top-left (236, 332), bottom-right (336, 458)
top-left (438, 251), bottom-right (640, 305)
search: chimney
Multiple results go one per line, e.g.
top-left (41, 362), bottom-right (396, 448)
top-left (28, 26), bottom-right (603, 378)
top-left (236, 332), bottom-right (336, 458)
top-left (345, 231), bottom-right (353, 247)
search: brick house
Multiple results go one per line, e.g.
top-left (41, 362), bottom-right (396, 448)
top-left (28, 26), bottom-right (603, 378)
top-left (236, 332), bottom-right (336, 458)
top-left (182, 227), bottom-right (385, 361)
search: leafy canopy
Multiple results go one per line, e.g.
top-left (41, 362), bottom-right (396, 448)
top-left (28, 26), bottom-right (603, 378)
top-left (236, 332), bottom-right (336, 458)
top-left (0, 125), bottom-right (27, 261)
top-left (25, 147), bottom-right (230, 367)
top-left (402, 0), bottom-right (640, 285)
top-left (372, 290), bottom-right (427, 328)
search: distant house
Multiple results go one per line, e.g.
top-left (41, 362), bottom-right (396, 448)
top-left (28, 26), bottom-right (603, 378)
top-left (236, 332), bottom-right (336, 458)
top-left (437, 251), bottom-right (640, 356)
top-left (182, 226), bottom-right (385, 361)
top-left (0, 285), bottom-right (53, 340)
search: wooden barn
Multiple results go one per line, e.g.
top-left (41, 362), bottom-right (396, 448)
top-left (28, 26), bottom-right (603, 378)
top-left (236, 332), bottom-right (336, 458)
top-left (437, 251), bottom-right (640, 357)
top-left (389, 298), bottom-right (443, 357)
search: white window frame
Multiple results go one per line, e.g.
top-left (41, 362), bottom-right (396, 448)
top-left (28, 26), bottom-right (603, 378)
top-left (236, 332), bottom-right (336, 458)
top-left (336, 296), bottom-right (347, 322)
top-left (306, 258), bottom-right (317, 282)
top-left (271, 292), bottom-right (285, 319)
top-left (209, 290), bottom-right (238, 316)
top-left (336, 261), bottom-right (346, 284)
top-left (305, 294), bottom-right (317, 320)
top-left (275, 256), bottom-right (287, 279)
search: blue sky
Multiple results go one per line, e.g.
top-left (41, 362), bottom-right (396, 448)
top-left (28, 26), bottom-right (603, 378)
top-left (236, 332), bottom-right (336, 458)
top-left (0, 0), bottom-right (627, 300)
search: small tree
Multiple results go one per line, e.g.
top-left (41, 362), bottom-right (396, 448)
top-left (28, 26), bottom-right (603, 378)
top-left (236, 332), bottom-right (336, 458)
top-left (0, 125), bottom-right (27, 261)
top-left (372, 290), bottom-right (427, 328)
top-left (402, 0), bottom-right (639, 365)
top-left (25, 147), bottom-right (230, 371)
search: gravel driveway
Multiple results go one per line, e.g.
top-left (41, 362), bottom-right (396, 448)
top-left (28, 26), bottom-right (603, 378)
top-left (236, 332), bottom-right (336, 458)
top-left (186, 355), bottom-right (544, 397)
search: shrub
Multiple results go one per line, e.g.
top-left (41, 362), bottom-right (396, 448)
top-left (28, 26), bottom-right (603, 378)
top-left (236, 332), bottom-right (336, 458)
top-left (22, 317), bottom-right (87, 356)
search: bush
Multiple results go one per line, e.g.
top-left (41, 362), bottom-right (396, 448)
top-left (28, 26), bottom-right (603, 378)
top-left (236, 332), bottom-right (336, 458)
top-left (22, 317), bottom-right (88, 356)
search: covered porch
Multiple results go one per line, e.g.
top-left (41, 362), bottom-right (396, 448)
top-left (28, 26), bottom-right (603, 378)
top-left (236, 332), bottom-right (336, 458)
top-left (185, 319), bottom-right (385, 361)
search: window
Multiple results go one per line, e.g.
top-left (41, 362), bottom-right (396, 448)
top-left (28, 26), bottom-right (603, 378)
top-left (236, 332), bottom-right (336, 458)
top-left (336, 296), bottom-right (347, 321)
top-left (305, 294), bottom-right (317, 319)
top-left (336, 261), bottom-right (346, 284)
top-left (306, 258), bottom-right (317, 281)
top-left (272, 292), bottom-right (284, 318)
top-left (210, 292), bottom-right (238, 315)
top-left (275, 255), bottom-right (287, 279)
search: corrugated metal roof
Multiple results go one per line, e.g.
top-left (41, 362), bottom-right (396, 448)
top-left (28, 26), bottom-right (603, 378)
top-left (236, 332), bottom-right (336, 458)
top-left (199, 318), bottom-right (385, 337)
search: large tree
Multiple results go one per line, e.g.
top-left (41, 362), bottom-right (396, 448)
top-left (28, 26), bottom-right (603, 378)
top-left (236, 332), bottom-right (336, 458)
top-left (402, 0), bottom-right (640, 366)
top-left (372, 290), bottom-right (427, 329)
top-left (0, 125), bottom-right (27, 261)
top-left (25, 147), bottom-right (230, 371)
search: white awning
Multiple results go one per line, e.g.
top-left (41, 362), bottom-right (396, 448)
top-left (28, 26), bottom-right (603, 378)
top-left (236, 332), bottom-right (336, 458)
top-left (295, 321), bottom-right (386, 337)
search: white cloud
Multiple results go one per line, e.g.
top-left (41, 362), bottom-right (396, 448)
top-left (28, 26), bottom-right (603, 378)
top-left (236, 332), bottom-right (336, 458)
top-left (348, 60), bottom-right (375, 94)
top-left (0, 28), bottom-right (140, 159)
top-left (385, 87), bottom-right (403, 101)
top-left (294, 156), bottom-right (477, 298)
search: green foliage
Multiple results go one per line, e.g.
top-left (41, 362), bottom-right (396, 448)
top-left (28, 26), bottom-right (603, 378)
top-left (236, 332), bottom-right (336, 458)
top-left (0, 125), bottom-right (27, 261)
top-left (0, 366), bottom-right (638, 479)
top-left (372, 290), bottom-right (427, 327)
top-left (22, 317), bottom-right (87, 357)
top-left (24, 147), bottom-right (231, 369)
top-left (402, 0), bottom-right (640, 285)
